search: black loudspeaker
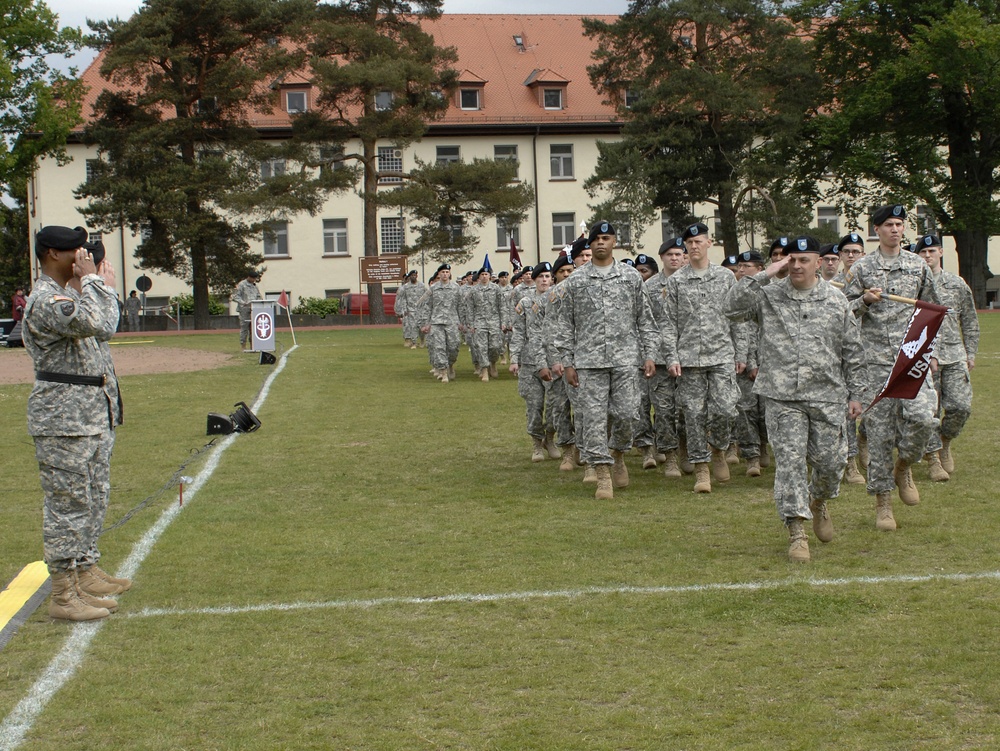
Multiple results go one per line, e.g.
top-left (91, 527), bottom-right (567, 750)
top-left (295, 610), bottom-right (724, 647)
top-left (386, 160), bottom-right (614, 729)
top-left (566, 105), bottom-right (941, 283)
top-left (207, 413), bottom-right (236, 435)
top-left (259, 351), bottom-right (276, 365)
top-left (206, 402), bottom-right (261, 435)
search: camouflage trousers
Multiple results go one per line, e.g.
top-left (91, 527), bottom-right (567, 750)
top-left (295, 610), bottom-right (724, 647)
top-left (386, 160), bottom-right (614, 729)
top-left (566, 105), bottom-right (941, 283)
top-left (764, 398), bottom-right (845, 522)
top-left (35, 430), bottom-right (115, 574)
top-left (676, 365), bottom-right (738, 464)
top-left (845, 416), bottom-right (859, 458)
top-left (863, 363), bottom-right (938, 495)
top-left (471, 324), bottom-right (503, 369)
top-left (634, 366), bottom-right (679, 452)
top-left (239, 309), bottom-right (251, 347)
top-left (926, 360), bottom-right (973, 451)
top-left (574, 367), bottom-right (640, 466)
top-left (427, 323), bottom-right (460, 370)
top-left (518, 367), bottom-right (551, 440)
top-left (401, 314), bottom-right (422, 343)
top-left (733, 371), bottom-right (764, 459)
top-left (548, 376), bottom-right (575, 446)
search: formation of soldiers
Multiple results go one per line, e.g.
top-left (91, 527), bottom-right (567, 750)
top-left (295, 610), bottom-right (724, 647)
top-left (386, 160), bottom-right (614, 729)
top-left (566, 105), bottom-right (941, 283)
top-left (400, 206), bottom-right (980, 563)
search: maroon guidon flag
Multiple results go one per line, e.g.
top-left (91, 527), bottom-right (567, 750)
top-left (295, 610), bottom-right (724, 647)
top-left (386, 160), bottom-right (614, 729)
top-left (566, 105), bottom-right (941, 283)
top-left (509, 236), bottom-right (522, 270)
top-left (277, 290), bottom-right (290, 309)
top-left (866, 299), bottom-right (949, 411)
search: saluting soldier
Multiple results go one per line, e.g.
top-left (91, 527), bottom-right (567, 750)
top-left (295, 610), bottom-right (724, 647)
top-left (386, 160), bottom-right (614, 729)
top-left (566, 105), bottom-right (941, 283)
top-left (23, 226), bottom-right (132, 621)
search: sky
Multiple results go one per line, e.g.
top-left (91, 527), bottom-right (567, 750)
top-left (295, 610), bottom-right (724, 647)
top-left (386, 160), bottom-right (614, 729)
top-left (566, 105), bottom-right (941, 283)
top-left (46, 0), bottom-right (630, 73)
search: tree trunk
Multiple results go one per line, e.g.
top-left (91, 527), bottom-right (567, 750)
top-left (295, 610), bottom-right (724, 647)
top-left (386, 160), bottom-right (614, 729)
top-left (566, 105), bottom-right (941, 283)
top-left (952, 228), bottom-right (991, 309)
top-left (362, 137), bottom-right (388, 323)
top-left (717, 186), bottom-right (740, 257)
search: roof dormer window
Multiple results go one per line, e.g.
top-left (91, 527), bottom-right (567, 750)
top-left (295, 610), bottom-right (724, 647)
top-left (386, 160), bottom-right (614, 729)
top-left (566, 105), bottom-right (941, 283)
top-left (286, 90), bottom-right (307, 114)
top-left (543, 88), bottom-right (563, 110)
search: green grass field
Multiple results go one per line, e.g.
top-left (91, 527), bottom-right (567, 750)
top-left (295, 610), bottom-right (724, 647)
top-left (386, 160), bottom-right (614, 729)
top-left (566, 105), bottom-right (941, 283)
top-left (1, 319), bottom-right (999, 750)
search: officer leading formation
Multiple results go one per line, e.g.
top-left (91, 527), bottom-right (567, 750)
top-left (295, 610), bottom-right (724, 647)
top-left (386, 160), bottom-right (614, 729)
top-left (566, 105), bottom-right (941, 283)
top-left (401, 207), bottom-right (979, 563)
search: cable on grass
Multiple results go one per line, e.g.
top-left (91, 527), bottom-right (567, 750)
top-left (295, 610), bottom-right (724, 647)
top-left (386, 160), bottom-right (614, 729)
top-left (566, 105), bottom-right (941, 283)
top-left (100, 339), bottom-right (286, 536)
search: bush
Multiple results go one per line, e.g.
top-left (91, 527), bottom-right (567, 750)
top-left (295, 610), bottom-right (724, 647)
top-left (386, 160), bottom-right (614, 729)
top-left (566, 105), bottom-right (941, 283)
top-left (169, 293), bottom-right (228, 316)
top-left (292, 296), bottom-right (340, 316)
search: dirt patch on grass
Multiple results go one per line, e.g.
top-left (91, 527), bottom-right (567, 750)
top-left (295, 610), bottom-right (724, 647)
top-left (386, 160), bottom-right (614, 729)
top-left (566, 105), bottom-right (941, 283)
top-left (0, 345), bottom-right (236, 385)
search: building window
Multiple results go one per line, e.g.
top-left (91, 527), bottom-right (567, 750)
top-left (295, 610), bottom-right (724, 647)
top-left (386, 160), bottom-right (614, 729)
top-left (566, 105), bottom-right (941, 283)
top-left (196, 97), bottom-right (218, 115)
top-left (264, 221), bottom-right (289, 257)
top-left (441, 215), bottom-right (464, 247)
top-left (377, 147), bottom-right (403, 184)
top-left (286, 91), bottom-right (307, 113)
top-left (624, 88), bottom-right (639, 109)
top-left (497, 221), bottom-right (520, 249)
top-left (85, 159), bottom-right (100, 183)
top-left (713, 210), bottom-right (723, 239)
top-left (88, 231), bottom-right (103, 244)
top-left (494, 145), bottom-right (518, 162)
top-left (552, 212), bottom-right (576, 247)
top-left (817, 206), bottom-right (840, 235)
top-left (261, 159), bottom-right (286, 180)
top-left (460, 88), bottom-right (481, 110)
top-left (916, 205), bottom-right (937, 234)
top-left (661, 211), bottom-right (682, 242)
top-left (617, 221), bottom-right (633, 247)
top-left (550, 144), bottom-right (573, 179)
top-left (374, 91), bottom-right (393, 111)
top-left (380, 216), bottom-right (404, 253)
top-left (543, 88), bottom-right (563, 110)
top-left (319, 146), bottom-right (345, 174)
top-left (436, 145), bottom-right (460, 165)
top-left (323, 219), bottom-right (349, 256)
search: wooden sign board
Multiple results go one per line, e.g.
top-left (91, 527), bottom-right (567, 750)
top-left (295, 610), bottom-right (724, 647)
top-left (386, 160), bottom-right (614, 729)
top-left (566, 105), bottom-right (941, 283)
top-left (360, 255), bottom-right (408, 284)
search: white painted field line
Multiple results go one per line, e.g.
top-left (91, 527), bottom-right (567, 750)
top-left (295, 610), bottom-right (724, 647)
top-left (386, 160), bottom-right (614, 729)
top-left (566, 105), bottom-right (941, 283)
top-left (124, 569), bottom-right (1000, 621)
top-left (0, 346), bottom-right (297, 751)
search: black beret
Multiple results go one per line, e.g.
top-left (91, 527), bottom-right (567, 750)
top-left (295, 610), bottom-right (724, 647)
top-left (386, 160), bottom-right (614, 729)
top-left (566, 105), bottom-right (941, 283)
top-left (790, 235), bottom-right (821, 254)
top-left (551, 254), bottom-right (572, 274)
top-left (478, 267), bottom-right (491, 276)
top-left (84, 239), bottom-right (106, 266)
top-left (531, 261), bottom-right (552, 279)
top-left (570, 236), bottom-right (591, 260)
top-left (904, 243), bottom-right (917, 253)
top-left (872, 204), bottom-right (907, 225)
top-left (721, 255), bottom-right (738, 268)
top-left (406, 269), bottom-right (418, 277)
top-left (588, 221), bottom-right (616, 243)
top-left (915, 234), bottom-right (942, 250)
top-left (36, 225), bottom-right (88, 252)
top-left (621, 258), bottom-right (635, 267)
top-left (497, 271), bottom-right (509, 278)
top-left (658, 237), bottom-right (685, 255)
top-left (633, 254), bottom-right (658, 273)
top-left (837, 232), bottom-right (865, 249)
top-left (435, 263), bottom-right (451, 274)
top-left (769, 236), bottom-right (791, 253)
top-left (819, 243), bottom-right (839, 257)
top-left (738, 250), bottom-right (764, 263)
top-left (682, 222), bottom-right (709, 240)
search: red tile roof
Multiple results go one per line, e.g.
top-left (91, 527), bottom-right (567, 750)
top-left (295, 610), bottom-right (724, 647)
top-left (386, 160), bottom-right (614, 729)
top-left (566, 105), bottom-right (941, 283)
top-left (75, 14), bottom-right (620, 132)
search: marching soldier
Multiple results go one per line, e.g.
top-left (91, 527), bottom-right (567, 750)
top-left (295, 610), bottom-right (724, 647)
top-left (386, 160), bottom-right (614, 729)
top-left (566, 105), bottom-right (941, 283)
top-left (418, 264), bottom-right (462, 383)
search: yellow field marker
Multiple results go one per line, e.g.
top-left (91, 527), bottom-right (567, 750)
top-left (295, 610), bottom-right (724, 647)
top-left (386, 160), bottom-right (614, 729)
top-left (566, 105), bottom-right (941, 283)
top-left (110, 340), bottom-right (155, 345)
top-left (0, 562), bottom-right (50, 648)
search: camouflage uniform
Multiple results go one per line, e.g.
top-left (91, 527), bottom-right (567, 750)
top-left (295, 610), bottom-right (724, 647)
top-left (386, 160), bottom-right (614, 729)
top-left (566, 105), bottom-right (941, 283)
top-left (394, 279), bottom-right (427, 345)
top-left (541, 281), bottom-right (575, 448)
top-left (510, 289), bottom-right (549, 439)
top-left (548, 261), bottom-right (659, 466)
top-left (641, 270), bottom-right (680, 453)
top-left (465, 281), bottom-right (508, 370)
top-left (233, 277), bottom-right (262, 348)
top-left (662, 264), bottom-right (742, 464)
top-left (417, 279), bottom-right (462, 371)
top-left (842, 251), bottom-right (941, 495)
top-left (926, 268), bottom-right (979, 450)
top-left (124, 294), bottom-right (141, 332)
top-left (724, 272), bottom-right (867, 521)
top-left (733, 320), bottom-right (765, 459)
top-left (23, 273), bottom-right (121, 574)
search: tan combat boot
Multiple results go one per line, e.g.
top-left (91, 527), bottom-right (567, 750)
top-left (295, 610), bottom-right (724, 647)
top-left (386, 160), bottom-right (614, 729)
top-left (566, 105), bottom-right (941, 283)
top-left (404, 339), bottom-right (413, 348)
top-left (787, 520), bottom-right (810, 562)
top-left (641, 445), bottom-right (657, 470)
top-left (662, 450), bottom-right (682, 479)
top-left (759, 444), bottom-right (771, 468)
top-left (73, 571), bottom-right (118, 613)
top-left (89, 565), bottom-right (132, 594)
top-left (746, 456), bottom-right (761, 477)
top-left (893, 459), bottom-right (920, 506)
top-left (725, 442), bottom-right (740, 465)
top-left (611, 450), bottom-right (630, 488)
top-left (488, 362), bottom-right (498, 379)
top-left (875, 492), bottom-right (896, 531)
top-left (48, 572), bottom-right (111, 622)
top-left (693, 463), bottom-right (712, 493)
top-left (809, 498), bottom-right (834, 543)
top-left (531, 438), bottom-right (546, 463)
top-left (844, 456), bottom-right (866, 485)
top-left (678, 438), bottom-right (694, 474)
top-left (940, 437), bottom-right (955, 474)
top-left (924, 451), bottom-right (950, 483)
top-left (711, 448), bottom-right (731, 482)
top-left (77, 566), bottom-right (122, 597)
top-left (857, 433), bottom-right (869, 467)
top-left (582, 465), bottom-right (598, 484)
top-left (545, 432), bottom-right (561, 459)
top-left (480, 367), bottom-right (489, 382)
top-left (447, 365), bottom-right (456, 381)
top-left (559, 446), bottom-right (576, 472)
top-left (595, 465), bottom-right (614, 500)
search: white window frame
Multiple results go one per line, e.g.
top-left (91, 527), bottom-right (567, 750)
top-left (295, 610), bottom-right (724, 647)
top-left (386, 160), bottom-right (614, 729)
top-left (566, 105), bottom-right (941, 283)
top-left (261, 159), bottom-right (286, 180)
top-left (459, 88), bottom-right (481, 110)
top-left (552, 212), bottom-right (576, 247)
top-left (286, 91), bottom-right (307, 114)
top-left (380, 216), bottom-right (405, 253)
top-left (817, 206), bottom-right (840, 235)
top-left (543, 88), bottom-right (564, 110)
top-left (549, 144), bottom-right (573, 179)
top-left (323, 219), bottom-right (349, 256)
top-left (264, 221), bottom-right (289, 257)
top-left (436, 145), bottom-right (460, 165)
top-left (496, 221), bottom-right (520, 249)
top-left (374, 91), bottom-right (394, 111)
top-left (377, 146), bottom-right (403, 184)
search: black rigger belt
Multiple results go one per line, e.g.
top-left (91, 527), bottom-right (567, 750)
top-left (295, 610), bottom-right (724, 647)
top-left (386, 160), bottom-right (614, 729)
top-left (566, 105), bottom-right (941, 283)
top-left (35, 370), bottom-right (106, 387)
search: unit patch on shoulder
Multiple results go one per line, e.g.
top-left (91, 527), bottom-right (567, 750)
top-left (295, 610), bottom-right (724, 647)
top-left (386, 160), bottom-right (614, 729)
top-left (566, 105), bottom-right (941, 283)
top-left (51, 295), bottom-right (77, 322)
